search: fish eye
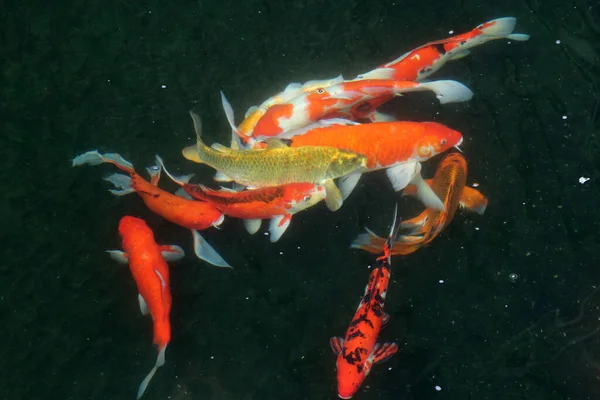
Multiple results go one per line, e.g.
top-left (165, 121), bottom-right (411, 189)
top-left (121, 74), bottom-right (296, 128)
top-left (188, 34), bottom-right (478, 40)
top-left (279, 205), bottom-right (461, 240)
top-left (440, 139), bottom-right (447, 145)
top-left (317, 88), bottom-right (325, 94)
top-left (357, 74), bottom-right (364, 79)
top-left (303, 195), bottom-right (312, 202)
top-left (151, 165), bottom-right (160, 171)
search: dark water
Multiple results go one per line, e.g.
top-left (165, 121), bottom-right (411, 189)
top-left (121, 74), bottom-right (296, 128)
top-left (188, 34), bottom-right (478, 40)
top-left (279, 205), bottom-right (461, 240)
top-left (3, 0), bottom-right (600, 399)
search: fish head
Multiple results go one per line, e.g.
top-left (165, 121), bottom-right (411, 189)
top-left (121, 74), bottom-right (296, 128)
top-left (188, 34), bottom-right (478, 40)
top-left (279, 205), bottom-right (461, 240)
top-left (326, 150), bottom-right (367, 179)
top-left (284, 183), bottom-right (327, 213)
top-left (118, 216), bottom-right (150, 238)
top-left (335, 356), bottom-right (371, 399)
top-left (413, 123), bottom-right (463, 160)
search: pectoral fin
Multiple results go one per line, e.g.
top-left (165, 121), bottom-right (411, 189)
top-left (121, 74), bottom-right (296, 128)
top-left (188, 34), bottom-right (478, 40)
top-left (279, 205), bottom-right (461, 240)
top-left (372, 342), bottom-right (399, 364)
top-left (408, 165), bottom-right (445, 212)
top-left (243, 219), bottom-right (262, 235)
top-left (106, 250), bottom-right (129, 264)
top-left (386, 161), bottom-right (419, 192)
top-left (192, 230), bottom-right (231, 268)
top-left (323, 179), bottom-right (343, 211)
top-left (138, 294), bottom-right (149, 316)
top-left (460, 187), bottom-right (488, 215)
top-left (214, 171), bottom-right (233, 182)
top-left (338, 171), bottom-right (362, 201)
top-left (159, 245), bottom-right (185, 262)
top-left (269, 214), bottom-right (292, 242)
top-left (330, 337), bottom-right (344, 356)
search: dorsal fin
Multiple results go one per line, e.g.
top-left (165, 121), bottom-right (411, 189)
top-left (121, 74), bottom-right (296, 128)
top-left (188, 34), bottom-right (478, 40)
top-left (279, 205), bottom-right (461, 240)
top-left (265, 138), bottom-right (290, 149)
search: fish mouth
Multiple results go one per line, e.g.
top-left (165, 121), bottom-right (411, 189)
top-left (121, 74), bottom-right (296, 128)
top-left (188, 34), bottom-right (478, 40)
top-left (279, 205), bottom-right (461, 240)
top-left (454, 137), bottom-right (464, 153)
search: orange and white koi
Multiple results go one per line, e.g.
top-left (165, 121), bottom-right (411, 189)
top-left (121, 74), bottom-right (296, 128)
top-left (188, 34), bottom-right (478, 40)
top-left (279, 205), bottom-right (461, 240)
top-left (224, 78), bottom-right (472, 144)
top-left (272, 120), bottom-right (464, 210)
top-left (155, 156), bottom-right (326, 242)
top-left (356, 17), bottom-right (529, 82)
top-left (107, 216), bottom-right (185, 399)
top-left (345, 17), bottom-right (529, 123)
top-left (330, 206), bottom-right (401, 399)
top-left (72, 151), bottom-right (230, 267)
top-left (351, 152), bottom-right (488, 255)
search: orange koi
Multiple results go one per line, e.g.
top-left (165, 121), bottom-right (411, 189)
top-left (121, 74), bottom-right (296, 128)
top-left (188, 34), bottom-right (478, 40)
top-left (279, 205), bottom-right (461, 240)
top-left (107, 216), bottom-right (185, 399)
top-left (330, 206), bottom-right (401, 399)
top-left (351, 153), bottom-right (488, 255)
top-left (72, 151), bottom-right (230, 267)
top-left (274, 120), bottom-right (464, 210)
top-left (155, 156), bottom-right (326, 242)
top-left (225, 78), bottom-right (472, 145)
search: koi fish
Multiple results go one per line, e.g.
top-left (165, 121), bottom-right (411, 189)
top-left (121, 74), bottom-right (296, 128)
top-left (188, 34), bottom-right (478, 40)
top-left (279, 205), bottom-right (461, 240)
top-left (351, 153), bottom-right (488, 255)
top-left (234, 75), bottom-right (345, 139)
top-left (155, 155), bottom-right (326, 242)
top-left (356, 17), bottom-right (530, 82)
top-left (72, 151), bottom-right (231, 267)
top-left (273, 120), bottom-right (464, 210)
top-left (107, 216), bottom-right (185, 399)
top-left (181, 111), bottom-right (367, 212)
top-left (226, 79), bottom-right (472, 142)
top-left (330, 206), bottom-right (401, 399)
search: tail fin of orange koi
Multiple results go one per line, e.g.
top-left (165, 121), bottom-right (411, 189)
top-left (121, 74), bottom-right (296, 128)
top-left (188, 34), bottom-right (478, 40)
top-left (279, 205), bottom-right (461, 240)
top-left (192, 230), bottom-right (232, 268)
top-left (478, 17), bottom-right (530, 42)
top-left (154, 155), bottom-right (195, 187)
top-left (136, 345), bottom-right (167, 400)
top-left (72, 150), bottom-right (135, 174)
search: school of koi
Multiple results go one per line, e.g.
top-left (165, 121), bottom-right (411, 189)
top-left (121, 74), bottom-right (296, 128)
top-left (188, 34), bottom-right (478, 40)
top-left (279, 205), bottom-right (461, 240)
top-left (72, 16), bottom-right (527, 399)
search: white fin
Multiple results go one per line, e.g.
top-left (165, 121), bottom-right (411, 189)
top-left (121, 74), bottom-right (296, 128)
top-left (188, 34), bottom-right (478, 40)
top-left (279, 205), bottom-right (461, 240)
top-left (368, 111), bottom-right (396, 122)
top-left (386, 162), bottom-right (419, 192)
top-left (480, 17), bottom-right (517, 37)
top-left (155, 155), bottom-right (194, 186)
top-left (138, 294), bottom-right (149, 316)
top-left (323, 179), bottom-right (343, 211)
top-left (408, 167), bottom-right (445, 212)
top-left (136, 345), bottom-right (167, 400)
top-left (355, 68), bottom-right (395, 80)
top-left (269, 215), bottom-right (291, 243)
top-left (103, 173), bottom-right (135, 195)
top-left (220, 91), bottom-right (243, 138)
top-left (283, 82), bottom-right (303, 93)
top-left (508, 33), bottom-right (530, 41)
top-left (243, 219), bottom-right (262, 235)
top-left (338, 171), bottom-right (362, 201)
top-left (231, 182), bottom-right (246, 191)
top-left (272, 118), bottom-right (357, 140)
top-left (192, 230), bottom-right (231, 268)
top-left (174, 188), bottom-right (193, 200)
top-left (160, 245), bottom-right (185, 262)
top-left (245, 105), bottom-right (259, 118)
top-left (214, 171), bottom-right (233, 182)
top-left (71, 150), bottom-right (134, 171)
top-left (449, 50), bottom-right (471, 60)
top-left (418, 80), bottom-right (473, 104)
top-left (302, 74), bottom-right (344, 89)
top-left (106, 250), bottom-right (128, 264)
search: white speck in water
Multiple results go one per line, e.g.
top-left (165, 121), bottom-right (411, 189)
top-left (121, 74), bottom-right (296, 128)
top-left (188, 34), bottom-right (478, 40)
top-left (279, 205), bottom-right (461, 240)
top-left (264, 232), bottom-right (269, 236)
top-left (388, 367), bottom-right (393, 370)
top-left (472, 182), bottom-right (479, 187)
top-left (297, 246), bottom-right (301, 249)
top-left (245, 297), bottom-right (249, 300)
top-left (579, 177), bottom-right (590, 184)
top-left (161, 85), bottom-right (167, 89)
top-left (439, 279), bottom-right (445, 284)
top-left (279, 251), bottom-right (284, 255)
top-left (210, 356), bottom-right (214, 359)
top-left (562, 115), bottom-right (567, 120)
top-left (475, 227), bottom-right (480, 231)
top-left (555, 39), bottom-right (561, 44)
top-left (435, 385), bottom-right (442, 391)
top-left (448, 30), bottom-right (454, 34)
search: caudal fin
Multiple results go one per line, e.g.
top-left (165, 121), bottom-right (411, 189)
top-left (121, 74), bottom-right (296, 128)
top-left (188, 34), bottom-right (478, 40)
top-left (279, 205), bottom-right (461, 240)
top-left (72, 150), bottom-right (135, 174)
top-left (136, 345), bottom-right (167, 399)
top-left (479, 17), bottom-right (530, 41)
top-left (418, 80), bottom-right (474, 104)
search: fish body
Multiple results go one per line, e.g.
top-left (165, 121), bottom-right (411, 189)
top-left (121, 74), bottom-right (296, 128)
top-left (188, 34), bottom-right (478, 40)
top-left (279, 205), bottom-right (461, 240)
top-left (236, 75), bottom-right (345, 136)
top-left (72, 151), bottom-right (230, 267)
top-left (279, 120), bottom-right (462, 209)
top-left (157, 156), bottom-right (327, 242)
top-left (351, 153), bottom-right (488, 255)
top-left (182, 111), bottom-right (366, 211)
top-left (108, 216), bottom-right (185, 399)
top-left (330, 207), bottom-right (401, 399)
top-left (248, 79), bottom-right (472, 140)
top-left (356, 17), bottom-right (530, 82)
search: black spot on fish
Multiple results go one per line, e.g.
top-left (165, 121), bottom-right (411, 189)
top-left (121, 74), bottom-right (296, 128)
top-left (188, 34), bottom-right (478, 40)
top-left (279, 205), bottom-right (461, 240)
top-left (343, 348), bottom-right (364, 365)
top-left (433, 43), bottom-right (447, 55)
top-left (357, 364), bottom-right (364, 374)
top-left (350, 314), bottom-right (375, 329)
top-left (347, 330), bottom-right (366, 340)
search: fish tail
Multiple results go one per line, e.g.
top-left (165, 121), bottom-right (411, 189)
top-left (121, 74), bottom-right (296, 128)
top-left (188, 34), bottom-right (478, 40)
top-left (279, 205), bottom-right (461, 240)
top-left (154, 155), bottom-right (195, 187)
top-left (479, 17), bottom-right (529, 41)
top-left (72, 150), bottom-right (135, 175)
top-left (136, 345), bottom-right (167, 400)
top-left (350, 227), bottom-right (386, 254)
top-left (181, 111), bottom-right (212, 165)
top-left (383, 204), bottom-right (402, 260)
